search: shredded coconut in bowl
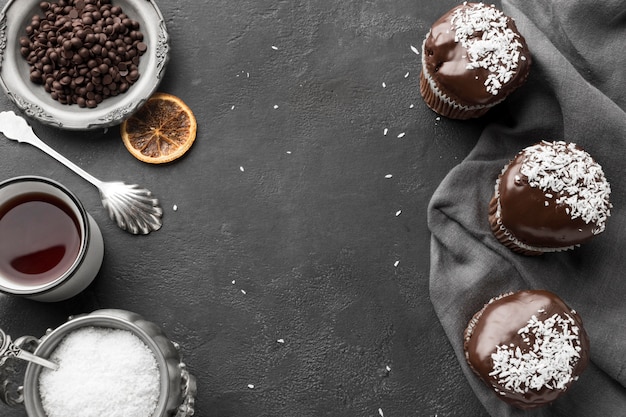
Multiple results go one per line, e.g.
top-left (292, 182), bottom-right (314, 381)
top-left (38, 327), bottom-right (160, 417)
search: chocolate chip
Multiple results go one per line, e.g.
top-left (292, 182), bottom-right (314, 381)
top-left (21, 0), bottom-right (147, 107)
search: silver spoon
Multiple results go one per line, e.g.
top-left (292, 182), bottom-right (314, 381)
top-left (0, 328), bottom-right (58, 371)
top-left (0, 111), bottom-right (162, 234)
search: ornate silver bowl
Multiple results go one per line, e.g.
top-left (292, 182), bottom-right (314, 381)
top-left (0, 0), bottom-right (169, 130)
top-left (1, 309), bottom-right (196, 416)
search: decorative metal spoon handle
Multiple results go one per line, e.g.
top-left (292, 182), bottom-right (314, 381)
top-left (0, 111), bottom-right (102, 187)
top-left (0, 329), bottom-right (58, 371)
top-left (0, 111), bottom-right (163, 234)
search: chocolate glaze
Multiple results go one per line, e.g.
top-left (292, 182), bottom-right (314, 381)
top-left (493, 143), bottom-right (609, 251)
top-left (422, 3), bottom-right (531, 107)
top-left (464, 290), bottom-right (590, 409)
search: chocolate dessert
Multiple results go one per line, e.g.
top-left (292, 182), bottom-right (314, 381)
top-left (489, 141), bottom-right (611, 255)
top-left (420, 2), bottom-right (531, 119)
top-left (464, 290), bottom-right (590, 409)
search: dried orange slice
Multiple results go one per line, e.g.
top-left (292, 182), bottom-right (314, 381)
top-left (121, 92), bottom-right (197, 164)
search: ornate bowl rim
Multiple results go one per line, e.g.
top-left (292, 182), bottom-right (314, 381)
top-left (0, 0), bottom-right (169, 130)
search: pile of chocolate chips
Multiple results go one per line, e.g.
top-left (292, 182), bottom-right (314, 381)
top-left (20, 0), bottom-right (147, 108)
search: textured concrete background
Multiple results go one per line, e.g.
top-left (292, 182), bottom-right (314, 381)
top-left (0, 0), bottom-right (495, 416)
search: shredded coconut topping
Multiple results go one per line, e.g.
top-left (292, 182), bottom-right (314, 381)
top-left (490, 311), bottom-right (582, 394)
top-left (450, 2), bottom-right (523, 95)
top-left (520, 141), bottom-right (611, 234)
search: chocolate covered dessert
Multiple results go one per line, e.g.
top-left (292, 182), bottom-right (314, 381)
top-left (420, 2), bottom-right (531, 119)
top-left (464, 290), bottom-right (590, 409)
top-left (489, 141), bottom-right (611, 255)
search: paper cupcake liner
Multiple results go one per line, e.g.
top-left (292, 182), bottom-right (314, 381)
top-left (419, 71), bottom-right (492, 120)
top-left (419, 39), bottom-right (503, 120)
top-left (488, 194), bottom-right (575, 256)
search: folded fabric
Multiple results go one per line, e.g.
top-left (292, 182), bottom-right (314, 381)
top-left (428, 0), bottom-right (626, 415)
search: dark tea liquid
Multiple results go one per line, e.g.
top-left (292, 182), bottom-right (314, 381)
top-left (0, 192), bottom-right (81, 286)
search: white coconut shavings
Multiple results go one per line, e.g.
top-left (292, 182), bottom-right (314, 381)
top-left (490, 311), bottom-right (582, 394)
top-left (520, 141), bottom-right (611, 233)
top-left (39, 328), bottom-right (160, 417)
top-left (450, 2), bottom-right (523, 95)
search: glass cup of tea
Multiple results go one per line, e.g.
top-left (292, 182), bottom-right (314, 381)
top-left (0, 176), bottom-right (104, 302)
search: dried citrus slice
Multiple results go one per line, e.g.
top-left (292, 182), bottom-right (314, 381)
top-left (121, 92), bottom-right (197, 164)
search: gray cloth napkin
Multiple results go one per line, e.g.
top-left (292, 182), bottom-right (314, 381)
top-left (427, 0), bottom-right (626, 415)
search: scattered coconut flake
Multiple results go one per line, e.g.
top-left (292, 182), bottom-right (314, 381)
top-left (271, 45), bottom-right (278, 50)
top-left (385, 174), bottom-right (393, 179)
top-left (273, 104), bottom-right (279, 109)
top-left (409, 104), bottom-right (415, 109)
top-left (277, 339), bottom-right (285, 344)
top-left (172, 204), bottom-right (178, 211)
top-left (241, 289), bottom-right (247, 295)
top-left (386, 365), bottom-right (391, 372)
top-left (410, 45), bottom-right (420, 55)
top-left (382, 82), bottom-right (386, 88)
top-left (383, 128), bottom-right (388, 136)
top-left (393, 260), bottom-right (399, 267)
top-left (397, 132), bottom-right (405, 138)
top-left (404, 71), bottom-right (410, 78)
top-left (231, 105), bottom-right (235, 110)
top-left (247, 384), bottom-right (255, 389)
top-left (378, 408), bottom-right (384, 417)
top-left (232, 280), bottom-right (236, 285)
top-left (286, 151), bottom-right (292, 154)
top-left (240, 166), bottom-right (245, 172)
top-left (395, 210), bottom-right (402, 217)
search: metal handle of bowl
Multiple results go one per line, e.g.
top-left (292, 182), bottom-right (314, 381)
top-left (172, 339), bottom-right (196, 417)
top-left (175, 362), bottom-right (196, 417)
top-left (0, 335), bottom-right (41, 407)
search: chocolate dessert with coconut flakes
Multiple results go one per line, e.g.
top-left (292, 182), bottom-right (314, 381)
top-left (464, 290), bottom-right (590, 409)
top-left (419, 2), bottom-right (531, 119)
top-left (489, 141), bottom-right (611, 255)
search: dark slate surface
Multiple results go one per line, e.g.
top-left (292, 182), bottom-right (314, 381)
top-left (0, 0), bottom-right (494, 415)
